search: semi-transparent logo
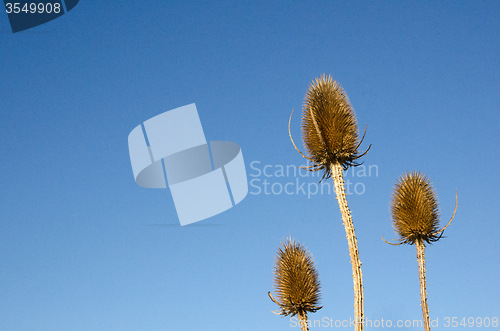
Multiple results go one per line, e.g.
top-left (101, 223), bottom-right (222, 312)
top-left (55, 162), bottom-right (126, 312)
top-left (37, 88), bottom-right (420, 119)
top-left (128, 104), bottom-right (248, 226)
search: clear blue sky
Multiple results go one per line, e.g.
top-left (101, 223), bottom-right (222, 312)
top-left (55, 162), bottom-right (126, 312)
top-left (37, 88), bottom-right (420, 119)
top-left (1, 1), bottom-right (499, 330)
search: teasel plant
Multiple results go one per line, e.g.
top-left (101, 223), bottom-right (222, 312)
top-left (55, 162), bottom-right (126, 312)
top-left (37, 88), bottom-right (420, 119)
top-left (382, 171), bottom-right (458, 331)
top-left (289, 74), bottom-right (370, 331)
top-left (268, 237), bottom-right (322, 331)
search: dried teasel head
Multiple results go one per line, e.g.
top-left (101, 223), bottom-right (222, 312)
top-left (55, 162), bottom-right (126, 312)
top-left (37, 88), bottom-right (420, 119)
top-left (268, 237), bottom-right (322, 317)
top-left (386, 171), bottom-right (457, 245)
top-left (289, 74), bottom-right (370, 181)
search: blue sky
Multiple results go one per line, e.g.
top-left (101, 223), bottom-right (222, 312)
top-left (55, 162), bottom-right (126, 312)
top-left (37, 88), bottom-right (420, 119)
top-left (1, 1), bottom-right (499, 330)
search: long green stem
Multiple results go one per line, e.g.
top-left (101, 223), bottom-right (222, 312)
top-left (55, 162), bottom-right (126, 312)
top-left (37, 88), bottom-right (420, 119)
top-left (416, 239), bottom-right (431, 331)
top-left (330, 162), bottom-right (364, 331)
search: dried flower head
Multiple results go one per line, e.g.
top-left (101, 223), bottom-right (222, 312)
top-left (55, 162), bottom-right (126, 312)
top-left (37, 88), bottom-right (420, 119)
top-left (268, 237), bottom-right (322, 317)
top-left (388, 171), bottom-right (457, 245)
top-left (289, 74), bottom-right (370, 181)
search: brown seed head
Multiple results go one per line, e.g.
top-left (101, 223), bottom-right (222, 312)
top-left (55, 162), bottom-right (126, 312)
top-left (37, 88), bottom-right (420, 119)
top-left (301, 74), bottom-right (369, 180)
top-left (390, 171), bottom-right (442, 245)
top-left (269, 237), bottom-right (322, 317)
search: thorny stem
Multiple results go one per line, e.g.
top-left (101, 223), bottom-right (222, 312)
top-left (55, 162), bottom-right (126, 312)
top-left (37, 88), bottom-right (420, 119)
top-left (330, 162), bottom-right (364, 331)
top-left (299, 311), bottom-right (309, 331)
top-left (416, 239), bottom-right (431, 331)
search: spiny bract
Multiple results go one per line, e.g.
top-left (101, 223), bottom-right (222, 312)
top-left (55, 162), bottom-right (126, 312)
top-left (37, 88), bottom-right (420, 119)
top-left (301, 74), bottom-right (368, 180)
top-left (271, 238), bottom-right (322, 317)
top-left (390, 171), bottom-right (441, 245)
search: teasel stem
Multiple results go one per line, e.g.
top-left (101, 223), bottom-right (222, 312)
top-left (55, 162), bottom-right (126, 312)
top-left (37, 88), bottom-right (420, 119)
top-left (330, 162), bottom-right (364, 331)
top-left (299, 311), bottom-right (309, 331)
top-left (416, 239), bottom-right (431, 331)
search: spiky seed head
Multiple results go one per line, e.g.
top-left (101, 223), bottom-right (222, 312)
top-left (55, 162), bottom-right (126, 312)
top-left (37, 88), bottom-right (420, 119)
top-left (302, 74), bottom-right (366, 178)
top-left (390, 171), bottom-right (441, 245)
top-left (271, 237), bottom-right (322, 317)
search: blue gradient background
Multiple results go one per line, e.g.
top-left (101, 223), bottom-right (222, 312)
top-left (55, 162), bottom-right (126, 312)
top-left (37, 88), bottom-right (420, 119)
top-left (1, 1), bottom-right (499, 330)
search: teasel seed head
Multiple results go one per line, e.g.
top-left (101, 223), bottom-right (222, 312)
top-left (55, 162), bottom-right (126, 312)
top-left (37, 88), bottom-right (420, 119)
top-left (268, 237), bottom-right (322, 317)
top-left (387, 171), bottom-right (457, 245)
top-left (289, 74), bottom-right (370, 181)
